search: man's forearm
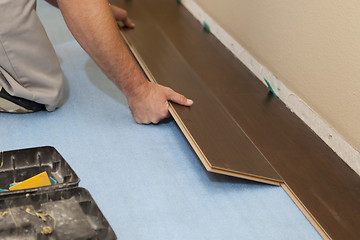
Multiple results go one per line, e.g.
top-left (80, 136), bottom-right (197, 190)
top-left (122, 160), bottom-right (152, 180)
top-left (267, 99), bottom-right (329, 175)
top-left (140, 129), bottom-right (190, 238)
top-left (57, 0), bottom-right (193, 124)
top-left (57, 0), bottom-right (147, 98)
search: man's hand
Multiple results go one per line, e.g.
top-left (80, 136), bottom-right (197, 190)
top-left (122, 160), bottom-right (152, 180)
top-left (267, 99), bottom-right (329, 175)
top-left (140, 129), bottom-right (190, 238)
top-left (128, 82), bottom-right (193, 124)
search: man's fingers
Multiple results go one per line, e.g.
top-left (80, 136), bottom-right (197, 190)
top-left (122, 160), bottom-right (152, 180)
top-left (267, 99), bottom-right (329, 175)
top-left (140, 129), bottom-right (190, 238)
top-left (167, 89), bottom-right (193, 106)
top-left (110, 6), bottom-right (135, 28)
top-left (128, 83), bottom-right (192, 125)
top-left (124, 18), bottom-right (135, 28)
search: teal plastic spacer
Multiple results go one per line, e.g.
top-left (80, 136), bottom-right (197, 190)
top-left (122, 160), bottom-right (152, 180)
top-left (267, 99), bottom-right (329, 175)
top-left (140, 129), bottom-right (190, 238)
top-left (203, 21), bottom-right (211, 33)
top-left (49, 177), bottom-right (57, 185)
top-left (264, 78), bottom-right (278, 97)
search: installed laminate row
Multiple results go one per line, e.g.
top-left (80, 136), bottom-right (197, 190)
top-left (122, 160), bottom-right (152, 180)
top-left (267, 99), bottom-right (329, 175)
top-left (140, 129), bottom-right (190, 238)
top-left (112, 0), bottom-right (360, 239)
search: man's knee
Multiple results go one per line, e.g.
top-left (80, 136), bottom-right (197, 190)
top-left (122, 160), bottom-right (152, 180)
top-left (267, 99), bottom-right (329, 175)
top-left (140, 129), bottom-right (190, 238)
top-left (44, 73), bottom-right (66, 112)
top-left (0, 66), bottom-right (66, 113)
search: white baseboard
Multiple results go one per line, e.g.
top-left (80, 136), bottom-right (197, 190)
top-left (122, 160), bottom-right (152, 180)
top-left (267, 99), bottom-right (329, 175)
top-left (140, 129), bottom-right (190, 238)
top-left (181, 0), bottom-right (360, 175)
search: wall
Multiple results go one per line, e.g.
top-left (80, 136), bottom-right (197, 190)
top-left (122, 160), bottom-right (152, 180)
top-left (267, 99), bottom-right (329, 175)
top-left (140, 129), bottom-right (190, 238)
top-left (192, 0), bottom-right (360, 157)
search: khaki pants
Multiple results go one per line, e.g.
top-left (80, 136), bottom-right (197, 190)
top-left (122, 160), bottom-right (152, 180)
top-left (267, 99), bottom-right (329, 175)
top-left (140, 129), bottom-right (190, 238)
top-left (0, 0), bottom-right (64, 111)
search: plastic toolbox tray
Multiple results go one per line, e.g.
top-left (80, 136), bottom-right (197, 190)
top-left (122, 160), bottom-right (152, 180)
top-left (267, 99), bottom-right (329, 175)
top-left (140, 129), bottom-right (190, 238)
top-left (0, 146), bottom-right (79, 196)
top-left (0, 146), bottom-right (117, 240)
top-left (0, 187), bottom-right (116, 239)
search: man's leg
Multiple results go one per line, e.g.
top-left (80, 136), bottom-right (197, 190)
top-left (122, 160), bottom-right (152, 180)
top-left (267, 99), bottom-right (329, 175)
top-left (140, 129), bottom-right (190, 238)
top-left (0, 0), bottom-right (65, 113)
top-left (0, 82), bottom-right (45, 113)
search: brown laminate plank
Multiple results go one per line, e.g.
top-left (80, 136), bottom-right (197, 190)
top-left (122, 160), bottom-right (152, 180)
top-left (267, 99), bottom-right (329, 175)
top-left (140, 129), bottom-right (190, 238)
top-left (113, 0), bottom-right (360, 239)
top-left (120, 23), bottom-right (282, 185)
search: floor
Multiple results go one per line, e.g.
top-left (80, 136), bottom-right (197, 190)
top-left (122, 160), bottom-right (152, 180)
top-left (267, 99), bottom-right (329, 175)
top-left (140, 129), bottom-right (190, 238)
top-left (0, 1), bottom-right (322, 239)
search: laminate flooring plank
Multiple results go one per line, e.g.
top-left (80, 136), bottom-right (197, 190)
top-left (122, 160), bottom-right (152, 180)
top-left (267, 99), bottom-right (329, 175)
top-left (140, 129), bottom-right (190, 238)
top-left (112, 0), bottom-right (360, 239)
top-left (120, 24), bottom-right (282, 185)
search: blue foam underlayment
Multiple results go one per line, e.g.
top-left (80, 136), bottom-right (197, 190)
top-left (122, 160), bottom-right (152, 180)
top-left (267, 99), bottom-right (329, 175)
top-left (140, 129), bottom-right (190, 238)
top-left (0, 2), bottom-right (322, 240)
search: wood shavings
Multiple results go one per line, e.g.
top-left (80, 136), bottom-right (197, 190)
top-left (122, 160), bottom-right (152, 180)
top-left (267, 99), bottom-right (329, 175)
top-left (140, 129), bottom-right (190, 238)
top-left (0, 152), bottom-right (3, 169)
top-left (0, 210), bottom-right (9, 218)
top-left (25, 208), bottom-right (47, 221)
top-left (41, 226), bottom-right (52, 235)
top-left (25, 208), bottom-right (56, 227)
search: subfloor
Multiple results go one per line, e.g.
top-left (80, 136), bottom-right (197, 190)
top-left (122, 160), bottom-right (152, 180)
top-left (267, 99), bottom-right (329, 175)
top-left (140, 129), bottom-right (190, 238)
top-left (0, 2), bottom-right (322, 239)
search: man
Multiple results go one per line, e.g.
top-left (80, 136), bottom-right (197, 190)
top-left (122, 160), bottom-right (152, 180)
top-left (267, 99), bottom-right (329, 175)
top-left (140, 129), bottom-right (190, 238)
top-left (0, 0), bottom-right (193, 124)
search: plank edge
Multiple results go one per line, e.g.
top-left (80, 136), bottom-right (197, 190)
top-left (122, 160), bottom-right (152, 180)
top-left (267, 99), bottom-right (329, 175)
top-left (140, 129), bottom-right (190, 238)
top-left (281, 183), bottom-right (331, 240)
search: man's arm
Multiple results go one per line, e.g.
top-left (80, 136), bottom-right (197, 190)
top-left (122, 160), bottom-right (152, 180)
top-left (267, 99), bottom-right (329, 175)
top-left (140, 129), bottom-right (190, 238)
top-left (56, 0), bottom-right (193, 124)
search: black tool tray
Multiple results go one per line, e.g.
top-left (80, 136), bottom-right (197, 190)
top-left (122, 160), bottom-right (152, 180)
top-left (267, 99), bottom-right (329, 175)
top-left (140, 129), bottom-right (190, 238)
top-left (0, 146), bottom-right (79, 196)
top-left (0, 146), bottom-right (117, 240)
